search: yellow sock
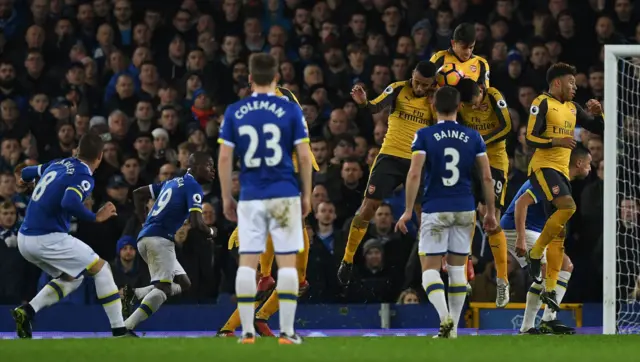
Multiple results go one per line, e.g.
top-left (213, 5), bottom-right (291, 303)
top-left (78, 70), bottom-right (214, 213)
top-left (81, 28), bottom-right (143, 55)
top-left (221, 301), bottom-right (261, 331)
top-left (488, 228), bottom-right (508, 281)
top-left (255, 291), bottom-right (280, 320)
top-left (296, 226), bottom-right (310, 281)
top-left (544, 237), bottom-right (564, 291)
top-left (343, 215), bottom-right (369, 263)
top-left (259, 236), bottom-right (275, 278)
top-left (530, 207), bottom-right (575, 259)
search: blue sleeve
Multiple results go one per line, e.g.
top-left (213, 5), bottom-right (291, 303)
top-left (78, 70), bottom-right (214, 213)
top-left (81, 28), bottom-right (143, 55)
top-left (22, 160), bottom-right (56, 181)
top-left (291, 106), bottom-right (309, 145)
top-left (61, 173), bottom-right (96, 222)
top-left (411, 129), bottom-right (427, 155)
top-left (218, 107), bottom-right (236, 147)
top-left (525, 185), bottom-right (542, 204)
top-left (476, 131), bottom-right (487, 155)
top-left (185, 180), bottom-right (204, 213)
top-left (149, 182), bottom-right (165, 200)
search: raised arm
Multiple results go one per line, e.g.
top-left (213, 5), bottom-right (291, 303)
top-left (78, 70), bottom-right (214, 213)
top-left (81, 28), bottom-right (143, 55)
top-left (354, 82), bottom-right (403, 114)
top-left (514, 190), bottom-right (536, 238)
top-left (574, 102), bottom-right (604, 137)
top-left (21, 160), bottom-right (56, 182)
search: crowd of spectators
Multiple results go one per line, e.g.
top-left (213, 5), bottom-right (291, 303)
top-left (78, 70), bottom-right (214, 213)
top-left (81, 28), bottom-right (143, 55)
top-left (0, 0), bottom-right (637, 308)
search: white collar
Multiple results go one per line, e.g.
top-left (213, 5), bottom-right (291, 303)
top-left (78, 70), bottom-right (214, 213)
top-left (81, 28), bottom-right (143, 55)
top-left (437, 119), bottom-right (457, 124)
top-left (79, 159), bottom-right (93, 175)
top-left (251, 92), bottom-right (276, 97)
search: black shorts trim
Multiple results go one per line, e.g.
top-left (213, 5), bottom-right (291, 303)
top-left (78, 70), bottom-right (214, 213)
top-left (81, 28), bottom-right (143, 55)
top-left (365, 153), bottom-right (420, 200)
top-left (472, 167), bottom-right (507, 208)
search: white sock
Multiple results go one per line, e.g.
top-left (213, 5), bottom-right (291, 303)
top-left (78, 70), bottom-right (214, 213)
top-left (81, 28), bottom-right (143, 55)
top-left (447, 265), bottom-right (467, 332)
top-left (135, 285), bottom-right (154, 299)
top-left (277, 267), bottom-right (299, 336)
top-left (170, 283), bottom-right (182, 296)
top-left (542, 271), bottom-right (571, 321)
top-left (124, 288), bottom-right (167, 330)
top-left (30, 276), bottom-right (84, 313)
top-left (422, 269), bottom-right (448, 322)
top-left (521, 282), bottom-right (543, 332)
top-left (94, 263), bottom-right (125, 329)
top-left (235, 266), bottom-right (257, 336)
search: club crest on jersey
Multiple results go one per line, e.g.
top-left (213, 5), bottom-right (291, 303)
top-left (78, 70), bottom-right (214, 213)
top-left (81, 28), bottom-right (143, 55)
top-left (552, 185), bottom-right (560, 195)
top-left (368, 185), bottom-right (376, 194)
top-left (469, 65), bottom-right (477, 72)
top-left (530, 105), bottom-right (539, 115)
top-left (384, 86), bottom-right (394, 94)
top-left (570, 108), bottom-right (576, 114)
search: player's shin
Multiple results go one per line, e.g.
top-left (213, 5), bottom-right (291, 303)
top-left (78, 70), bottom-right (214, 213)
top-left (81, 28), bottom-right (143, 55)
top-left (93, 263), bottom-right (126, 332)
top-left (446, 263), bottom-right (467, 331)
top-left (134, 285), bottom-right (154, 299)
top-left (530, 207), bottom-right (575, 259)
top-left (235, 266), bottom-right (258, 336)
top-left (422, 269), bottom-right (449, 321)
top-left (124, 288), bottom-right (168, 330)
top-left (521, 282), bottom-right (543, 332)
top-left (276, 267), bottom-right (299, 336)
top-left (542, 269), bottom-right (571, 322)
top-left (344, 214), bottom-right (370, 263)
top-left (29, 276), bottom-right (84, 314)
top-left (487, 227), bottom-right (508, 282)
top-left (544, 237), bottom-right (564, 292)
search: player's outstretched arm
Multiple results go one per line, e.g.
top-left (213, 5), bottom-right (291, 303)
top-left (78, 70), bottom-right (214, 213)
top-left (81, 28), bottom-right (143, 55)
top-left (396, 146), bottom-right (426, 234)
top-left (514, 190), bottom-right (536, 256)
top-left (476, 154), bottom-right (497, 230)
top-left (20, 159), bottom-right (56, 182)
top-left (353, 83), bottom-right (401, 114)
top-left (295, 141), bottom-right (313, 217)
top-left (217, 143), bottom-right (237, 222)
top-left (575, 100), bottom-right (604, 137)
top-left (133, 185), bottom-right (153, 223)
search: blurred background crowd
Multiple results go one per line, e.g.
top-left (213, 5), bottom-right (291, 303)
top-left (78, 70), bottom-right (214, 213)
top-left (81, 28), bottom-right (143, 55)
top-left (0, 0), bottom-right (637, 308)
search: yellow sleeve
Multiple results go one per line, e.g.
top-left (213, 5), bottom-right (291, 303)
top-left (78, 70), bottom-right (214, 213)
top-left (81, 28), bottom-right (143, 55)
top-left (484, 87), bottom-right (512, 144)
top-left (429, 50), bottom-right (446, 70)
top-left (228, 227), bottom-right (239, 250)
top-left (478, 56), bottom-right (491, 88)
top-left (277, 87), bottom-right (301, 109)
top-left (525, 96), bottom-right (553, 149)
top-left (366, 81), bottom-right (404, 113)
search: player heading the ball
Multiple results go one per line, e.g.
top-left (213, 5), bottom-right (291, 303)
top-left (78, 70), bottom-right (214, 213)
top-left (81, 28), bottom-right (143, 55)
top-left (218, 53), bottom-right (313, 345)
top-left (396, 86), bottom-right (497, 339)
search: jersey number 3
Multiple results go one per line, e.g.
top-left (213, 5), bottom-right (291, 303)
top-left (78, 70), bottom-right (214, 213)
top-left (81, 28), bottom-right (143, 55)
top-left (442, 148), bottom-right (460, 186)
top-left (31, 171), bottom-right (58, 201)
top-left (239, 124), bottom-right (283, 168)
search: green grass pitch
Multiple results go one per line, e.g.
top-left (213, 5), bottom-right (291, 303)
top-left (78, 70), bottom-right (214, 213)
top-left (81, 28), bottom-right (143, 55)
top-left (1, 335), bottom-right (639, 362)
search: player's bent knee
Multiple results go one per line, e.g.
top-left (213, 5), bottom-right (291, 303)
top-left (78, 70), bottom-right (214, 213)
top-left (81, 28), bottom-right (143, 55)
top-left (562, 254), bottom-right (573, 272)
top-left (239, 253), bottom-right (261, 268)
top-left (86, 258), bottom-right (106, 276)
top-left (154, 282), bottom-right (172, 296)
top-left (420, 255), bottom-right (442, 271)
top-left (175, 275), bottom-right (191, 291)
top-left (60, 273), bottom-right (76, 282)
top-left (446, 254), bottom-right (467, 267)
top-left (358, 199), bottom-right (380, 220)
top-left (553, 196), bottom-right (577, 211)
top-left (275, 254), bottom-right (296, 269)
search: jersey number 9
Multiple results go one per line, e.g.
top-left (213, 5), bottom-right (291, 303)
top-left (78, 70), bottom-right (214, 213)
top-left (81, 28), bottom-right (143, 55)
top-left (239, 124), bottom-right (283, 168)
top-left (150, 188), bottom-right (172, 217)
top-left (31, 171), bottom-right (58, 202)
top-left (442, 147), bottom-right (460, 186)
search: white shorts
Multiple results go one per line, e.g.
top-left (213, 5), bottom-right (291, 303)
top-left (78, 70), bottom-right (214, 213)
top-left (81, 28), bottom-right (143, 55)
top-left (137, 236), bottom-right (186, 283)
top-left (17, 232), bottom-right (100, 278)
top-left (504, 229), bottom-right (547, 268)
top-left (237, 196), bottom-right (304, 255)
top-left (419, 211), bottom-right (476, 256)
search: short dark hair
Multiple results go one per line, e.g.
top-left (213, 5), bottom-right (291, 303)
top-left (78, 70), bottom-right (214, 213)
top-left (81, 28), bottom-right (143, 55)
top-left (453, 22), bottom-right (476, 44)
top-left (414, 60), bottom-right (436, 78)
top-left (76, 134), bottom-right (105, 162)
top-left (434, 86), bottom-right (460, 114)
top-left (187, 151), bottom-right (212, 168)
top-left (546, 62), bottom-right (576, 84)
top-left (570, 144), bottom-right (590, 165)
top-left (455, 78), bottom-right (480, 103)
top-left (249, 53), bottom-right (278, 86)
top-left (310, 137), bottom-right (326, 144)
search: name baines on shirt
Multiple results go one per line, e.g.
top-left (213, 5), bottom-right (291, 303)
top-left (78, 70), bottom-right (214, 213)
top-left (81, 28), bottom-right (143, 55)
top-left (362, 81), bottom-right (435, 159)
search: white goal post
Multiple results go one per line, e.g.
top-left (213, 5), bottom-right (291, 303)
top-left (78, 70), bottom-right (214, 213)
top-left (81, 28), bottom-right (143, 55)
top-left (603, 45), bottom-right (640, 335)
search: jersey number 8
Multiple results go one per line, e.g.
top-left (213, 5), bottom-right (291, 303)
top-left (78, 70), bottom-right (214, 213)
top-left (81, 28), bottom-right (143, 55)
top-left (239, 124), bottom-right (283, 168)
top-left (31, 171), bottom-right (58, 202)
top-left (442, 148), bottom-right (460, 186)
top-left (150, 188), bottom-right (172, 217)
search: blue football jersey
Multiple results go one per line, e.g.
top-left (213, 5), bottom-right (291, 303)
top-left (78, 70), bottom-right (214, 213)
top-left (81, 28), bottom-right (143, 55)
top-left (20, 158), bottom-right (94, 236)
top-left (137, 172), bottom-right (204, 242)
top-left (500, 180), bottom-right (546, 233)
top-left (219, 92), bottom-right (309, 201)
top-left (412, 121), bottom-right (486, 213)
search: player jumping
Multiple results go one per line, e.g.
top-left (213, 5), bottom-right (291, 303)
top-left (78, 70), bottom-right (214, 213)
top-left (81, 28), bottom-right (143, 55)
top-left (339, 61), bottom-right (437, 285)
top-left (396, 86), bottom-right (497, 338)
top-left (502, 147), bottom-right (592, 334)
top-left (218, 53), bottom-right (313, 345)
top-left (12, 134), bottom-right (133, 338)
top-left (122, 151), bottom-right (215, 331)
top-left (217, 85), bottom-right (318, 337)
top-left (525, 63), bottom-right (603, 311)
top-left (455, 78), bottom-right (512, 307)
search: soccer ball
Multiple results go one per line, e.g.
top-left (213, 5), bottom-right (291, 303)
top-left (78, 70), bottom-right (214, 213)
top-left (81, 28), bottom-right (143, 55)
top-left (436, 64), bottom-right (464, 87)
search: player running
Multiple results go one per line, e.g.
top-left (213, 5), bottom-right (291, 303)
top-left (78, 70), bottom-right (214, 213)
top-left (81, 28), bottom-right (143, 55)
top-left (339, 61), bottom-right (437, 285)
top-left (455, 78), bottom-right (512, 307)
top-left (396, 86), bottom-right (496, 338)
top-left (430, 23), bottom-right (491, 88)
top-left (12, 134), bottom-right (133, 338)
top-left (216, 85), bottom-right (318, 338)
top-left (502, 147), bottom-right (591, 335)
top-left (122, 151), bottom-right (215, 331)
top-left (525, 63), bottom-right (603, 311)
top-left (218, 53), bottom-right (313, 345)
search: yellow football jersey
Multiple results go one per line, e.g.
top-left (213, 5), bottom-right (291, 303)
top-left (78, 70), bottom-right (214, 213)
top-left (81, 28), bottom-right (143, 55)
top-left (364, 81), bottom-right (434, 159)
top-left (430, 49), bottom-right (490, 88)
top-left (458, 87), bottom-right (511, 173)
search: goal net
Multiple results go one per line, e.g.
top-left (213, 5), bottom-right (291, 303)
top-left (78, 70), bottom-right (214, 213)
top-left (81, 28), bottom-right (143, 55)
top-left (604, 46), bottom-right (640, 334)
